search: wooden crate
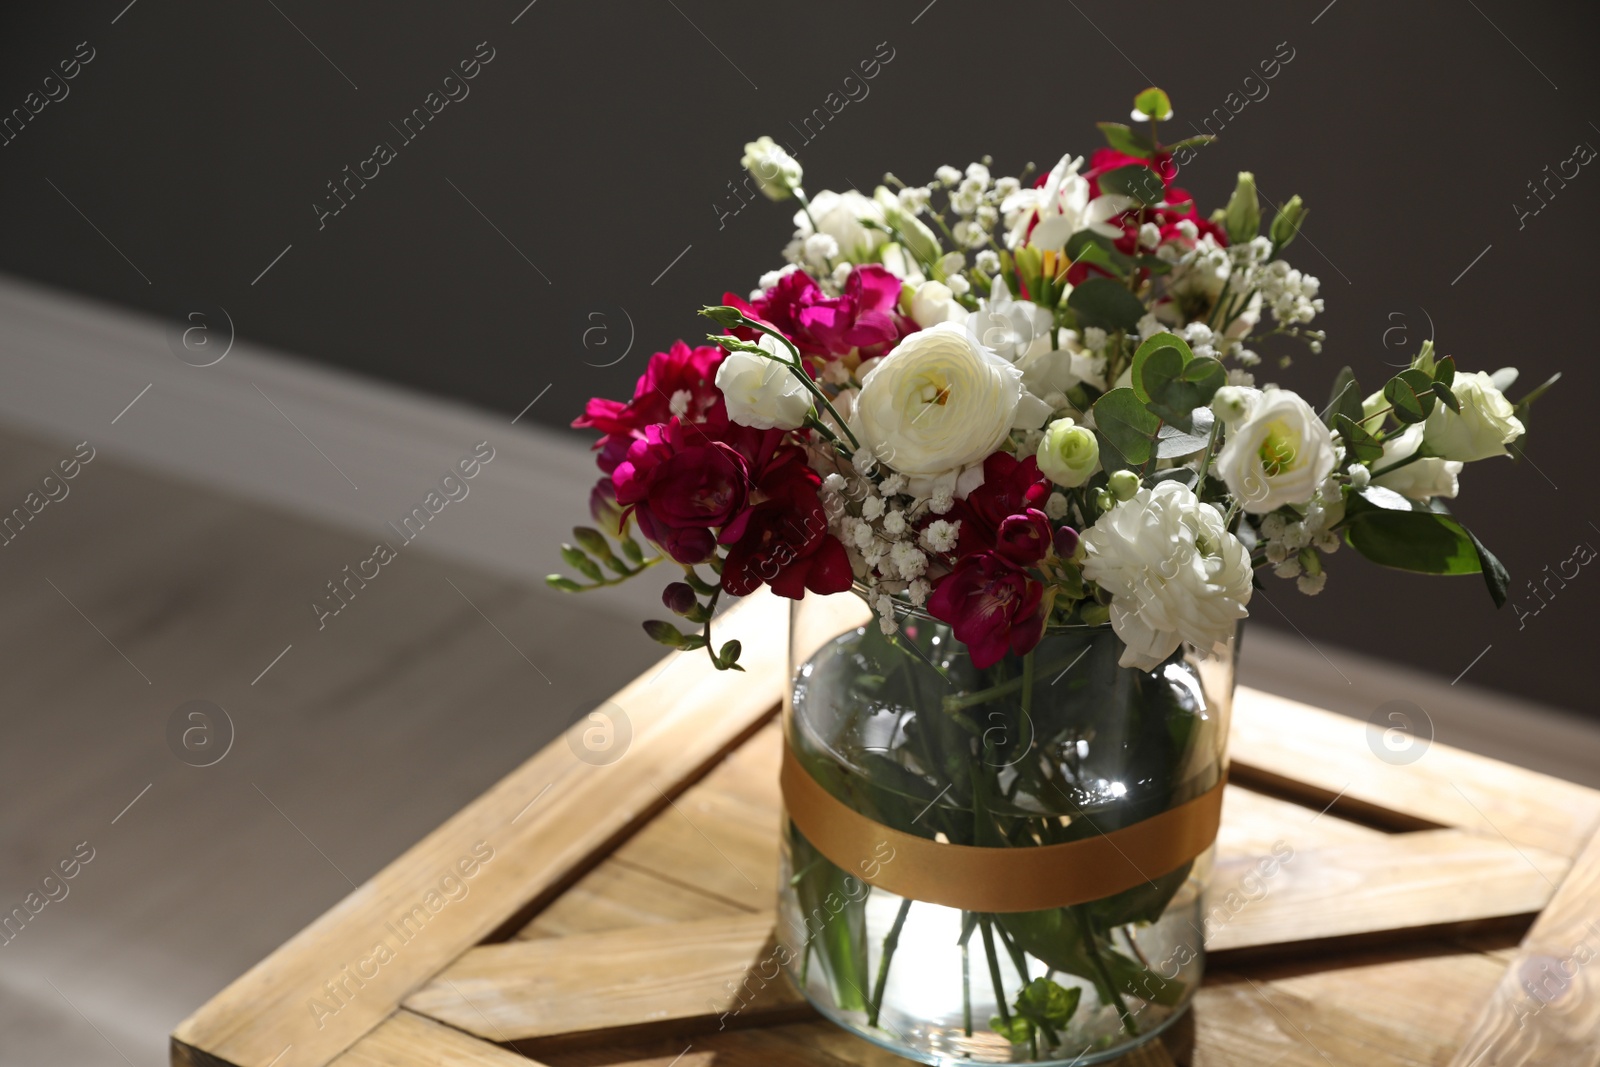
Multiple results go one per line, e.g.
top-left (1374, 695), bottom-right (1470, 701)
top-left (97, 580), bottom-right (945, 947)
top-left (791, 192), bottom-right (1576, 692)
top-left (172, 592), bottom-right (1600, 1067)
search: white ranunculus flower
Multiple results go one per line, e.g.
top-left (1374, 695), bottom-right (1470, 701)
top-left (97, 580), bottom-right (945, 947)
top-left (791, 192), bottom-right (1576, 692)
top-left (1000, 153), bottom-right (1130, 253)
top-left (1036, 417), bottom-right (1099, 487)
top-left (1372, 423), bottom-right (1461, 500)
top-left (741, 136), bottom-right (802, 201)
top-left (1082, 480), bottom-right (1252, 671)
top-left (1422, 370), bottom-right (1524, 462)
top-left (1214, 387), bottom-right (1337, 514)
top-left (714, 335), bottom-right (812, 431)
top-left (850, 322), bottom-right (1051, 481)
top-left (909, 280), bottom-right (968, 327)
top-left (794, 190), bottom-right (885, 263)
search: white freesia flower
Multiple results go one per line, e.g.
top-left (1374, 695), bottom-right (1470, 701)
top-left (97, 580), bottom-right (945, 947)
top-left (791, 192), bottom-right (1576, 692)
top-left (742, 136), bottom-right (802, 201)
top-left (1000, 153), bottom-right (1130, 253)
top-left (1081, 480), bottom-right (1252, 671)
top-left (909, 280), bottom-right (968, 327)
top-left (714, 335), bottom-right (812, 431)
top-left (1036, 417), bottom-right (1099, 487)
top-left (850, 322), bottom-right (1051, 485)
top-left (1422, 370), bottom-right (1524, 462)
top-left (969, 283), bottom-right (1053, 363)
top-left (1214, 387), bottom-right (1337, 514)
top-left (795, 190), bottom-right (886, 263)
top-left (1372, 423), bottom-right (1461, 499)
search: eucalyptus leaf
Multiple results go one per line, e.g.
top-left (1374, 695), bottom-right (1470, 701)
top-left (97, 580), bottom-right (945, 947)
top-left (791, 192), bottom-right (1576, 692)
top-left (1093, 387), bottom-right (1162, 468)
top-left (1383, 369), bottom-right (1437, 425)
top-left (1068, 277), bottom-right (1147, 333)
top-left (1095, 122), bottom-right (1154, 158)
top-left (1154, 407), bottom-right (1214, 456)
top-left (1098, 164), bottom-right (1165, 205)
top-left (1130, 333), bottom-right (1193, 402)
top-left (1334, 413), bottom-right (1384, 464)
top-left (1326, 366), bottom-right (1363, 428)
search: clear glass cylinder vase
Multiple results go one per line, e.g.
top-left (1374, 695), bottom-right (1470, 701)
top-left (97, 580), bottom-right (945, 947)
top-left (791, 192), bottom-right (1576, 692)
top-left (778, 591), bottom-right (1235, 1065)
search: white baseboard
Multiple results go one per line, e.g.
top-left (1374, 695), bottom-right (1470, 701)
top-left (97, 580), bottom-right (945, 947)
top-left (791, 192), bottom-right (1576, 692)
top-left (0, 272), bottom-right (662, 619)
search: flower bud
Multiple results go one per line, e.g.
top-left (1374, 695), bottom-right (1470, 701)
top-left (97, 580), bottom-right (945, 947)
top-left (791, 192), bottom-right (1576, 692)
top-left (1095, 488), bottom-right (1115, 512)
top-left (661, 582), bottom-right (697, 616)
top-left (1053, 525), bottom-right (1080, 559)
top-left (1347, 464), bottom-right (1371, 489)
top-left (1211, 385), bottom-right (1257, 426)
top-left (1108, 469), bottom-right (1141, 501)
top-left (1223, 171), bottom-right (1260, 244)
top-left (741, 136), bottom-right (802, 201)
top-left (1269, 194), bottom-right (1308, 250)
top-left (1036, 418), bottom-right (1100, 488)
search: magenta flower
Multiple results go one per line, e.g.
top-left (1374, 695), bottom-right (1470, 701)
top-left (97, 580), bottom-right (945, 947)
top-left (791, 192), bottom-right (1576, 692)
top-left (994, 508), bottom-right (1052, 566)
top-left (723, 264), bottom-right (910, 360)
top-left (927, 553), bottom-right (1046, 669)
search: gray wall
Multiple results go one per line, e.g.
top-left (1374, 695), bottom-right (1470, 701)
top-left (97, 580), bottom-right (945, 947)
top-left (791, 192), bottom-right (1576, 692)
top-left (0, 0), bottom-right (1593, 713)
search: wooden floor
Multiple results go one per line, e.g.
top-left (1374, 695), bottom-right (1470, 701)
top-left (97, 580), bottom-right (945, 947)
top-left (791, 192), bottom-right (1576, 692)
top-left (0, 423), bottom-right (660, 1066)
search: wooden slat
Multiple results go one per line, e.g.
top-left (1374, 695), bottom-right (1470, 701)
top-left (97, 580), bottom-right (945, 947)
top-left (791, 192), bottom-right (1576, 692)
top-left (515, 857), bottom-right (748, 940)
top-left (1215, 782), bottom-right (1383, 859)
top-left (1230, 686), bottom-right (1600, 858)
top-left (326, 1011), bottom-right (535, 1067)
top-left (1448, 826), bottom-right (1600, 1065)
top-left (1207, 828), bottom-right (1568, 957)
top-left (172, 590), bottom-right (789, 1067)
top-left (404, 913), bottom-right (809, 1045)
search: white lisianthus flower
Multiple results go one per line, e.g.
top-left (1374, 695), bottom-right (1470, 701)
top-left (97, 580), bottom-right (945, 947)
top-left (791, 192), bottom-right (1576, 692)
top-left (1036, 417), bottom-right (1099, 487)
top-left (851, 322), bottom-right (1051, 483)
top-left (795, 190), bottom-right (886, 263)
top-left (1082, 481), bottom-right (1252, 671)
top-left (1422, 370), bottom-right (1524, 462)
top-left (1214, 387), bottom-right (1338, 514)
top-left (909, 280), bottom-right (968, 327)
top-left (714, 335), bottom-right (812, 431)
top-left (1372, 424), bottom-right (1461, 500)
top-left (742, 136), bottom-right (803, 201)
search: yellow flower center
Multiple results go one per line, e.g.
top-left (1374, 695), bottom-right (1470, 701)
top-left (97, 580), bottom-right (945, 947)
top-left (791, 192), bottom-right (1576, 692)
top-left (1258, 420), bottom-right (1299, 477)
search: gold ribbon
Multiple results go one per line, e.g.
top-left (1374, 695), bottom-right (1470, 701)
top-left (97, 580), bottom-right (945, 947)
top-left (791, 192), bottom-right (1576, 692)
top-left (781, 743), bottom-right (1225, 913)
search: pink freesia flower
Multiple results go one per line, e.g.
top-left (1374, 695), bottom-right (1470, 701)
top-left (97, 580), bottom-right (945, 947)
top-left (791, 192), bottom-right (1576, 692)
top-left (926, 552), bottom-right (1046, 669)
top-left (572, 340), bottom-right (725, 437)
top-left (611, 421), bottom-right (749, 564)
top-left (724, 264), bottom-right (911, 360)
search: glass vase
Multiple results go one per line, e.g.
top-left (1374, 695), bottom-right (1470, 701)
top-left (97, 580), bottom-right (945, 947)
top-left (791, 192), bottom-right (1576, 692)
top-left (778, 591), bottom-right (1235, 1065)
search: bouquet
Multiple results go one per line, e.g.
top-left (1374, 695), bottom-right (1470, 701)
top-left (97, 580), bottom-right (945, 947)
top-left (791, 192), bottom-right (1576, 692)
top-left (556, 85), bottom-right (1548, 673)
top-left (554, 87), bottom-right (1556, 1062)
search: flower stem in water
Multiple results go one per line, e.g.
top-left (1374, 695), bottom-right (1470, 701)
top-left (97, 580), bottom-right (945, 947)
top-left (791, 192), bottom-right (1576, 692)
top-left (867, 898), bottom-right (913, 1028)
top-left (1074, 905), bottom-right (1139, 1036)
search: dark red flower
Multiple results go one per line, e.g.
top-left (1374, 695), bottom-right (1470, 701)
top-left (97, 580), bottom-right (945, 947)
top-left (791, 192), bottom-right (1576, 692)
top-left (926, 553), bottom-right (1046, 669)
top-left (611, 421), bottom-right (750, 564)
top-left (994, 509), bottom-right (1052, 566)
top-left (724, 264), bottom-right (911, 360)
top-left (945, 453), bottom-right (1052, 558)
top-left (572, 340), bottom-right (726, 437)
top-left (720, 460), bottom-right (852, 600)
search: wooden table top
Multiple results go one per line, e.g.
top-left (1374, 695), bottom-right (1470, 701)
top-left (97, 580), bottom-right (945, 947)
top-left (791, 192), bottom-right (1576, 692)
top-left (172, 591), bottom-right (1600, 1067)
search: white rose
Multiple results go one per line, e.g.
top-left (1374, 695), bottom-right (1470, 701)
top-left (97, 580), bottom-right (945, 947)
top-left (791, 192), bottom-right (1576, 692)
top-left (1214, 387), bottom-right (1337, 514)
top-left (1036, 417), bottom-right (1099, 487)
top-left (851, 322), bottom-right (1051, 479)
top-left (794, 190), bottom-right (885, 263)
top-left (1422, 370), bottom-right (1524, 461)
top-left (741, 136), bottom-right (802, 201)
top-left (714, 335), bottom-right (812, 431)
top-left (1372, 423), bottom-right (1461, 500)
top-left (909, 280), bottom-right (968, 328)
top-left (1082, 480), bottom-right (1252, 671)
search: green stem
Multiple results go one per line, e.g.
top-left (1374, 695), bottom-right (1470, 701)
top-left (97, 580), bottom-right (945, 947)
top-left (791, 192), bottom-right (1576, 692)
top-left (979, 917), bottom-right (1012, 1030)
top-left (1073, 905), bottom-right (1138, 1036)
top-left (867, 898), bottom-right (914, 1028)
top-left (1195, 413), bottom-right (1225, 487)
top-left (565, 554), bottom-right (663, 590)
top-left (942, 650), bottom-right (1085, 714)
top-left (962, 939), bottom-right (973, 1036)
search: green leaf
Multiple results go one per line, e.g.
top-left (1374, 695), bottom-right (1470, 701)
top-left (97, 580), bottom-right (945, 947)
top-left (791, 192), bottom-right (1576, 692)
top-left (1344, 491), bottom-right (1487, 579)
top-left (1067, 277), bottom-right (1146, 333)
top-left (1383, 369), bottom-right (1437, 424)
top-left (1154, 407), bottom-right (1215, 456)
top-left (1146, 358), bottom-right (1225, 431)
top-left (1133, 86), bottom-right (1173, 121)
top-left (1092, 388), bottom-right (1162, 469)
top-left (1098, 164), bottom-right (1165, 205)
top-left (989, 1014), bottom-right (1034, 1045)
top-left (1325, 366), bottom-right (1364, 429)
top-left (545, 574), bottom-right (584, 592)
top-left (1130, 332), bottom-right (1193, 403)
top-left (1432, 355), bottom-right (1456, 388)
top-left (1166, 134), bottom-right (1216, 153)
top-left (1087, 861), bottom-right (1193, 930)
top-left (1015, 976), bottom-right (1082, 1029)
top-left (1431, 380), bottom-right (1460, 413)
top-left (1334, 413), bottom-right (1384, 465)
top-left (1065, 230), bottom-right (1134, 276)
top-left (1464, 526), bottom-right (1511, 609)
top-left (1095, 121), bottom-right (1154, 158)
